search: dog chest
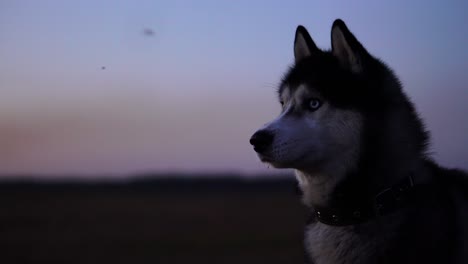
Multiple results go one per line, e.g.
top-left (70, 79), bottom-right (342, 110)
top-left (304, 222), bottom-right (377, 264)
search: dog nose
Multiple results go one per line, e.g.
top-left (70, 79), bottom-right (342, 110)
top-left (250, 130), bottom-right (274, 152)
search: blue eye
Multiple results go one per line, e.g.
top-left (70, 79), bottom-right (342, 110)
top-left (308, 98), bottom-right (321, 111)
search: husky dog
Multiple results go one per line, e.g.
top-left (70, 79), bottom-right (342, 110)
top-left (250, 19), bottom-right (467, 263)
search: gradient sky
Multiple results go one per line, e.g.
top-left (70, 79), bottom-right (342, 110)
top-left (1, 0), bottom-right (467, 177)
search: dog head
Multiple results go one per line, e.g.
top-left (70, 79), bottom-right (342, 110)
top-left (250, 19), bottom-right (392, 173)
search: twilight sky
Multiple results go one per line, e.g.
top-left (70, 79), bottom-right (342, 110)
top-left (0, 0), bottom-right (467, 177)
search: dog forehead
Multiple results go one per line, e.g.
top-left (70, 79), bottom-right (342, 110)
top-left (280, 83), bottom-right (319, 101)
top-left (279, 60), bottom-right (364, 108)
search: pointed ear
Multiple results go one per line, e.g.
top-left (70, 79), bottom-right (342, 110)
top-left (294, 25), bottom-right (319, 63)
top-left (331, 19), bottom-right (368, 73)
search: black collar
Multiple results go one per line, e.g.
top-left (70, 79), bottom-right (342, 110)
top-left (309, 175), bottom-right (417, 226)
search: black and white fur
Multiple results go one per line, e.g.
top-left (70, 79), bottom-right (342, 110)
top-left (250, 19), bottom-right (468, 263)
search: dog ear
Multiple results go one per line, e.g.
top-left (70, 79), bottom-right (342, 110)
top-left (294, 25), bottom-right (319, 63)
top-left (331, 19), bottom-right (368, 73)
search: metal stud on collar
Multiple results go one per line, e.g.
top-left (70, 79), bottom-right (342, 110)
top-left (332, 214), bottom-right (338, 222)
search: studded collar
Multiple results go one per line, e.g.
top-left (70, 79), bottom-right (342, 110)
top-left (309, 175), bottom-right (417, 226)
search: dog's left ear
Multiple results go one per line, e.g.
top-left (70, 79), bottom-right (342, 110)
top-left (331, 19), bottom-right (369, 73)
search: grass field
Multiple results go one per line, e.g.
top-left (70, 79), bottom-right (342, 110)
top-left (0, 177), bottom-right (307, 264)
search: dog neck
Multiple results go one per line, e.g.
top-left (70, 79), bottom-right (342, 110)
top-left (295, 157), bottom-right (432, 225)
top-left (294, 142), bottom-right (363, 208)
top-left (295, 170), bottom-right (341, 208)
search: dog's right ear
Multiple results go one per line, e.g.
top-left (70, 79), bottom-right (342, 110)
top-left (294, 25), bottom-right (318, 63)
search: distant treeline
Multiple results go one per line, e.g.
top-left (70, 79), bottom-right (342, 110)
top-left (0, 173), bottom-right (298, 193)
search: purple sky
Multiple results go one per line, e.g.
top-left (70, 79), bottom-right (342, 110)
top-left (0, 0), bottom-right (467, 177)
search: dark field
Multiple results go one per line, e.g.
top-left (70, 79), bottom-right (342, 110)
top-left (0, 176), bottom-right (307, 264)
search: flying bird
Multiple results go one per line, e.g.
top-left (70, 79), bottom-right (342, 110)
top-left (143, 28), bottom-right (155, 37)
